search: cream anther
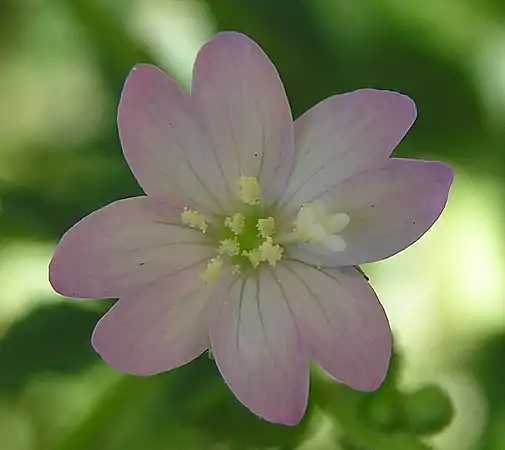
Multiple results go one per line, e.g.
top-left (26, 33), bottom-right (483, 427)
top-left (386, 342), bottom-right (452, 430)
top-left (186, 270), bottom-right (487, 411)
top-left (257, 217), bottom-right (276, 238)
top-left (224, 213), bottom-right (246, 235)
top-left (181, 208), bottom-right (208, 233)
top-left (218, 238), bottom-right (240, 256)
top-left (239, 176), bottom-right (261, 205)
top-left (200, 257), bottom-right (223, 283)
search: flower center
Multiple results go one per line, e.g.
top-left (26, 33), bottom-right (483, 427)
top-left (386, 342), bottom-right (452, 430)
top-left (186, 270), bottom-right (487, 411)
top-left (180, 176), bottom-right (350, 283)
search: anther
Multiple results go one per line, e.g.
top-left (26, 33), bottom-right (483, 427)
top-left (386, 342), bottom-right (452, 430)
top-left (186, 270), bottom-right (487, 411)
top-left (181, 208), bottom-right (208, 233)
top-left (200, 257), bottom-right (223, 283)
top-left (239, 176), bottom-right (261, 205)
top-left (257, 217), bottom-right (276, 238)
top-left (224, 213), bottom-right (246, 235)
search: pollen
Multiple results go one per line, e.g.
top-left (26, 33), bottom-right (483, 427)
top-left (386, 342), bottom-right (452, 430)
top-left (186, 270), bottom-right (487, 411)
top-left (244, 248), bottom-right (263, 268)
top-left (181, 208), bottom-right (208, 233)
top-left (257, 217), bottom-right (276, 238)
top-left (200, 257), bottom-right (223, 283)
top-left (258, 237), bottom-right (284, 266)
top-left (239, 176), bottom-right (261, 205)
top-left (244, 237), bottom-right (284, 268)
top-left (224, 213), bottom-right (246, 235)
top-left (218, 238), bottom-right (240, 256)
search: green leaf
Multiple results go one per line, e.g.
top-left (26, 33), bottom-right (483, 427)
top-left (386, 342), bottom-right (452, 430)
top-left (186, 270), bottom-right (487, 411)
top-left (0, 303), bottom-right (103, 392)
top-left (172, 357), bottom-right (312, 448)
top-left (312, 349), bottom-right (441, 450)
top-left (51, 356), bottom-right (312, 450)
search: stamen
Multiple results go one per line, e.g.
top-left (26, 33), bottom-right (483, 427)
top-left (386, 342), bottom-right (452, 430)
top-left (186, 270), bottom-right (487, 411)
top-left (239, 176), bottom-right (261, 205)
top-left (200, 257), bottom-right (223, 283)
top-left (244, 248), bottom-right (263, 268)
top-left (181, 208), bottom-right (208, 233)
top-left (258, 237), bottom-right (284, 266)
top-left (257, 217), bottom-right (276, 238)
top-left (244, 237), bottom-right (284, 268)
top-left (224, 213), bottom-right (246, 235)
top-left (218, 238), bottom-right (240, 256)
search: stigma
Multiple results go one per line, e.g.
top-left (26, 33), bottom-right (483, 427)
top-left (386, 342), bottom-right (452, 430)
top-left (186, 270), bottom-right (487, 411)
top-left (293, 203), bottom-right (350, 251)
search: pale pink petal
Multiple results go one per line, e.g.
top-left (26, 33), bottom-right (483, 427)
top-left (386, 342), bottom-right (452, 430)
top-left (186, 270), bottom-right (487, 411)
top-left (92, 261), bottom-right (213, 374)
top-left (209, 272), bottom-right (310, 425)
top-left (279, 90), bottom-right (416, 217)
top-left (192, 32), bottom-right (294, 205)
top-left (49, 196), bottom-right (213, 299)
top-left (276, 261), bottom-right (391, 391)
top-left (118, 64), bottom-right (231, 212)
top-left (289, 159), bottom-right (453, 267)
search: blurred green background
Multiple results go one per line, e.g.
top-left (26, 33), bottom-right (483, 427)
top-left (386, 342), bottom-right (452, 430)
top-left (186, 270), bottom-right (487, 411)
top-left (1, 0), bottom-right (505, 449)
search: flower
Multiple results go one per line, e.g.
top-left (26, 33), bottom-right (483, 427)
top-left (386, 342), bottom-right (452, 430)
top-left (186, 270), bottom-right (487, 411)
top-left (48, 32), bottom-right (454, 425)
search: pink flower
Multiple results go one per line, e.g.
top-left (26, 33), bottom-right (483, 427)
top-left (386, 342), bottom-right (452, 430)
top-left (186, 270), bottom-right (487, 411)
top-left (49, 32), bottom-right (453, 425)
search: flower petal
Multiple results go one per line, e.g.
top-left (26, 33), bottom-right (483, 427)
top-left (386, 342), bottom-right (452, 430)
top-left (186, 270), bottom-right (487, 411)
top-left (279, 89), bottom-right (416, 216)
top-left (289, 159), bottom-right (454, 267)
top-left (277, 261), bottom-right (391, 391)
top-left (209, 272), bottom-right (310, 425)
top-left (92, 261), bottom-right (213, 374)
top-left (49, 196), bottom-right (213, 299)
top-left (192, 32), bottom-right (294, 205)
top-left (118, 64), bottom-right (231, 211)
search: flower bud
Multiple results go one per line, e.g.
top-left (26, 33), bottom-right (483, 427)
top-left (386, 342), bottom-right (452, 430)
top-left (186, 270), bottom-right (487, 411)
top-left (403, 385), bottom-right (454, 435)
top-left (359, 392), bottom-right (405, 433)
